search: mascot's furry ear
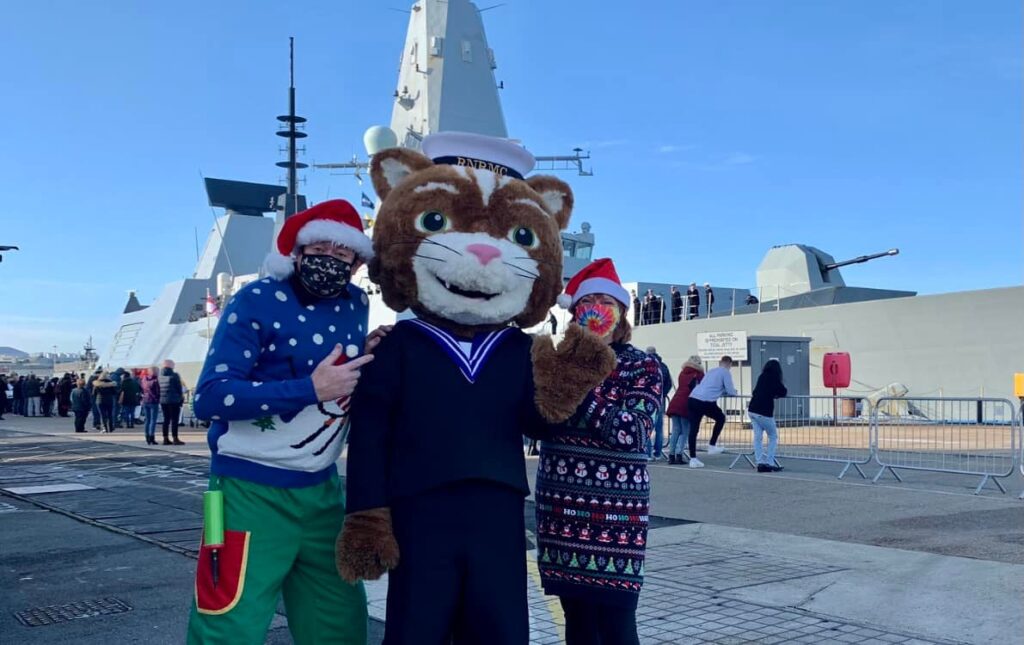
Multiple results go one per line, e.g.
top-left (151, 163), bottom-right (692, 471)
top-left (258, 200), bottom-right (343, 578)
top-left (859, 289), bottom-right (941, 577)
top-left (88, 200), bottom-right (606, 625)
top-left (525, 175), bottom-right (574, 231)
top-left (370, 148), bottom-right (435, 201)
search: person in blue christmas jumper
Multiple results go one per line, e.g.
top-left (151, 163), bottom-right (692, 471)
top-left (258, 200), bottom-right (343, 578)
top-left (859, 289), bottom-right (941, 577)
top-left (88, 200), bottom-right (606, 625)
top-left (186, 199), bottom-right (384, 645)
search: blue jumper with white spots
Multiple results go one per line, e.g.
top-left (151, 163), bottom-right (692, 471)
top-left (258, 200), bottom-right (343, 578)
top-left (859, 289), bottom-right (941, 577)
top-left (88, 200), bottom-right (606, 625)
top-left (194, 276), bottom-right (369, 487)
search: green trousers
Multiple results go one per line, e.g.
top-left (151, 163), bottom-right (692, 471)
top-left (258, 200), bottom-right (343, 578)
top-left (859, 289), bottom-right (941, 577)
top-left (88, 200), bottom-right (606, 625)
top-left (186, 473), bottom-right (367, 644)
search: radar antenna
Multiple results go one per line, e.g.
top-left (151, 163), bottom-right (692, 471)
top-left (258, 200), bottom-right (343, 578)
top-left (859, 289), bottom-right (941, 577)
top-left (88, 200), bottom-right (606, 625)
top-left (276, 37), bottom-right (308, 216)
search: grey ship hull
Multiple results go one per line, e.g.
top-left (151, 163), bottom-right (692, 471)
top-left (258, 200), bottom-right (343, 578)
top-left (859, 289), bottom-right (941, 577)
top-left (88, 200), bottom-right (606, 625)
top-left (632, 285), bottom-right (1024, 402)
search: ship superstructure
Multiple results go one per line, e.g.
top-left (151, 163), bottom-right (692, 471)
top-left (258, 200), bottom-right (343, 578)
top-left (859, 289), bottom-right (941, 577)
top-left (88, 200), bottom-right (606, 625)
top-left (99, 1), bottom-right (1022, 403)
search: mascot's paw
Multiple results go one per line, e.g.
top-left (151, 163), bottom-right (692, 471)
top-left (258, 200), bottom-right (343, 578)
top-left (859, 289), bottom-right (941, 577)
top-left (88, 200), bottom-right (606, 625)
top-left (336, 507), bottom-right (400, 583)
top-left (532, 325), bottom-right (617, 423)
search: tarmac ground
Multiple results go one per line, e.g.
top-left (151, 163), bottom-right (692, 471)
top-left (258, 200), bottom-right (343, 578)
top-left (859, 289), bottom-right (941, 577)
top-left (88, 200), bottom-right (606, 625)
top-left (1, 414), bottom-right (1021, 644)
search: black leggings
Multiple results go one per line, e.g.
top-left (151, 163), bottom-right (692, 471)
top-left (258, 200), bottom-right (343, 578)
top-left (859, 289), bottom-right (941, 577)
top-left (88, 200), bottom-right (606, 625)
top-left (161, 403), bottom-right (181, 440)
top-left (687, 397), bottom-right (726, 458)
top-left (560, 596), bottom-right (639, 645)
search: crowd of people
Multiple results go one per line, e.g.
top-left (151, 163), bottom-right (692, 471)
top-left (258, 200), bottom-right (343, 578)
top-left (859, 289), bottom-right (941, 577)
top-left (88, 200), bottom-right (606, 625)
top-left (0, 360), bottom-right (188, 445)
top-left (631, 282), bottom-right (717, 326)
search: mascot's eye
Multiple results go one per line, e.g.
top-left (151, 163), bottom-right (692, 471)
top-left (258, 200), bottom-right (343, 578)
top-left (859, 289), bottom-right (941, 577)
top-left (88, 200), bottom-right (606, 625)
top-left (416, 211), bottom-right (450, 233)
top-left (509, 226), bottom-right (539, 249)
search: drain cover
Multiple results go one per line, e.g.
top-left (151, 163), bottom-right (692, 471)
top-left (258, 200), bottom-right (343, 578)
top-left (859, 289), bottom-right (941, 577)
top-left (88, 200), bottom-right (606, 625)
top-left (14, 598), bottom-right (132, 627)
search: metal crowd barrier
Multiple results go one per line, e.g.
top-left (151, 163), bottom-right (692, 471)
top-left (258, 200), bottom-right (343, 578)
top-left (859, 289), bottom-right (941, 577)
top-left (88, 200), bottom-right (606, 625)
top-left (692, 395), bottom-right (873, 479)
top-left (1019, 403), bottom-right (1024, 500)
top-left (682, 395), bottom-right (1023, 495)
top-left (872, 397), bottom-right (1018, 495)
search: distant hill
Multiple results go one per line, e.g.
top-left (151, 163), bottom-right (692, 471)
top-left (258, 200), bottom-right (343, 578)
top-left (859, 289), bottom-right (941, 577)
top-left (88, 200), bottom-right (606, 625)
top-left (0, 346), bottom-right (28, 358)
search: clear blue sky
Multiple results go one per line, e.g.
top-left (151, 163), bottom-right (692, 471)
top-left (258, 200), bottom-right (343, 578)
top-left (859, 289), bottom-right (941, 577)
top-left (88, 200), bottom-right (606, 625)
top-left (1, 0), bottom-right (1020, 353)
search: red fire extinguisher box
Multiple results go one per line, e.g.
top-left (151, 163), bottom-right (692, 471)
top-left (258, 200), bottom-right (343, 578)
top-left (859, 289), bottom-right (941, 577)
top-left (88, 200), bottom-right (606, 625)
top-left (823, 352), bottom-right (851, 389)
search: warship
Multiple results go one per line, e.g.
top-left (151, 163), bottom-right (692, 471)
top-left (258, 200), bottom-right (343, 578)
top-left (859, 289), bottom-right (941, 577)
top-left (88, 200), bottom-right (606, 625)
top-left (100, 0), bottom-right (1023, 405)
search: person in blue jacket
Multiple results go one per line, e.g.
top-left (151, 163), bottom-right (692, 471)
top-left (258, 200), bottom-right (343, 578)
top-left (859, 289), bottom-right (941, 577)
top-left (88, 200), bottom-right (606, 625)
top-left (186, 199), bottom-right (382, 645)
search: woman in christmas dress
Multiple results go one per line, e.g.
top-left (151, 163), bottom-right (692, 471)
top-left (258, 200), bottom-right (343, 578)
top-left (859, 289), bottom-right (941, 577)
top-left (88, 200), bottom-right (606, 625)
top-left (534, 258), bottom-right (662, 645)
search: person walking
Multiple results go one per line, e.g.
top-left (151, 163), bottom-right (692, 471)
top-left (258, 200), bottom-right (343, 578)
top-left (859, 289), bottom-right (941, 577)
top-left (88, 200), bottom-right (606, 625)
top-left (110, 368), bottom-right (126, 428)
top-left (704, 283), bottom-right (715, 317)
top-left (158, 360), bottom-right (185, 445)
top-left (670, 286), bottom-right (684, 322)
top-left (0, 375), bottom-right (7, 420)
top-left (12, 375), bottom-right (23, 415)
top-left (86, 369), bottom-right (103, 430)
top-left (41, 377), bottom-right (56, 417)
top-left (666, 356), bottom-right (704, 464)
top-left (686, 283), bottom-right (700, 320)
top-left (58, 373), bottom-right (73, 417)
top-left (749, 359), bottom-right (787, 472)
top-left (118, 372), bottom-right (141, 429)
top-left (686, 356), bottom-right (738, 468)
top-left (92, 371), bottom-right (117, 432)
top-left (70, 378), bottom-right (91, 433)
top-left (25, 375), bottom-right (41, 417)
top-left (535, 259), bottom-right (659, 645)
top-left (141, 366), bottom-right (161, 445)
top-left (645, 346), bottom-right (673, 461)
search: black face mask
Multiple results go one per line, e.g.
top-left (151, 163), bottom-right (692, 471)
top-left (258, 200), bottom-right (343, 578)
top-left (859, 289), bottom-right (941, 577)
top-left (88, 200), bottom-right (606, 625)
top-left (297, 254), bottom-right (352, 299)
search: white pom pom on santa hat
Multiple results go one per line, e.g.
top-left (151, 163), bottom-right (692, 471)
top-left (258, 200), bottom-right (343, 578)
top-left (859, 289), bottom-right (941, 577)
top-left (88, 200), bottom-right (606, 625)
top-left (262, 199), bottom-right (374, 280)
top-left (559, 258), bottom-right (630, 309)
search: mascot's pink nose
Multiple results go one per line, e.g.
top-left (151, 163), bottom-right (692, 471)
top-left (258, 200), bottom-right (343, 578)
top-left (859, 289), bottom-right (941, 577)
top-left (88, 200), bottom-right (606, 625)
top-left (466, 243), bottom-right (502, 265)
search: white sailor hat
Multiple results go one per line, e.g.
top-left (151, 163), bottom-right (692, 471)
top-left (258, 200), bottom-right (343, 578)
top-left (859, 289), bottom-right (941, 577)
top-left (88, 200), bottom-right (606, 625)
top-left (421, 131), bottom-right (535, 179)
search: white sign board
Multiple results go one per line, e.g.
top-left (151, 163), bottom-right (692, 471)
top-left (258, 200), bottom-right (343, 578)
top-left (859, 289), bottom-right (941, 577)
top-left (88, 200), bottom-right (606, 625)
top-left (697, 331), bottom-right (748, 362)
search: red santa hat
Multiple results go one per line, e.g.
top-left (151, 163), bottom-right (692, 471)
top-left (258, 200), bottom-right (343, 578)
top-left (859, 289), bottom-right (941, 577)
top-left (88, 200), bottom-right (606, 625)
top-left (558, 257), bottom-right (630, 309)
top-left (263, 199), bottom-right (374, 279)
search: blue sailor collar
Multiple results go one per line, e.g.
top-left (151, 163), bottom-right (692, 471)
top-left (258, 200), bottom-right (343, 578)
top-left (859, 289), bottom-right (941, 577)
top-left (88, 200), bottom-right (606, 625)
top-left (404, 319), bottom-right (513, 384)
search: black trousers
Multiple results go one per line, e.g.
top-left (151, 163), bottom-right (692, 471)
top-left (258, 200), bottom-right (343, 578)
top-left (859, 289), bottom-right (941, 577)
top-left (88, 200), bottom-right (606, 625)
top-left (687, 397), bottom-right (726, 457)
top-left (161, 403), bottom-right (181, 440)
top-left (73, 411), bottom-right (88, 432)
top-left (98, 401), bottom-right (114, 432)
top-left (560, 596), bottom-right (639, 645)
top-left (384, 482), bottom-right (528, 645)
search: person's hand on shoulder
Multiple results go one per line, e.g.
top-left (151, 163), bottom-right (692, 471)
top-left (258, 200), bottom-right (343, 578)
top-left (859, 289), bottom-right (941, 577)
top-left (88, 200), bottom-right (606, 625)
top-left (364, 325), bottom-right (394, 355)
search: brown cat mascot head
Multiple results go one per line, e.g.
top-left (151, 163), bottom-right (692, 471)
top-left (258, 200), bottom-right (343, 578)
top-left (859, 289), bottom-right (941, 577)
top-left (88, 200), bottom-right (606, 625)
top-left (368, 131), bottom-right (573, 336)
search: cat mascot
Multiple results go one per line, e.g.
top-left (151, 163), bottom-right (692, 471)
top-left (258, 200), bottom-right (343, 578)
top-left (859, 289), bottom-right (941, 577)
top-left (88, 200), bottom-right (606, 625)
top-left (336, 131), bottom-right (615, 644)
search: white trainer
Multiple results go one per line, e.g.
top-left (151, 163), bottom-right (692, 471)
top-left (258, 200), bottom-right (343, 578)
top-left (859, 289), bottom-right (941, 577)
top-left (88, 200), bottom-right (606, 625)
top-left (707, 444), bottom-right (725, 455)
top-left (689, 457), bottom-right (705, 468)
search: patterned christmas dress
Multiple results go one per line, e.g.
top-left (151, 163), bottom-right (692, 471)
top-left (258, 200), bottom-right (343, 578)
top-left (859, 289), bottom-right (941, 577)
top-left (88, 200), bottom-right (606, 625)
top-left (535, 343), bottom-right (662, 608)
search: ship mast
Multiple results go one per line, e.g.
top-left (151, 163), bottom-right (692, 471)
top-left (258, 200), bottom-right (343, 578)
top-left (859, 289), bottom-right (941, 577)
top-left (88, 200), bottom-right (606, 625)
top-left (276, 37), bottom-right (308, 217)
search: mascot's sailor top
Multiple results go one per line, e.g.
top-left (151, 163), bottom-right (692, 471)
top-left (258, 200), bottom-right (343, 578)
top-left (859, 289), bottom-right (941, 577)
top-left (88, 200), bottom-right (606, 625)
top-left (186, 199), bottom-right (372, 645)
top-left (337, 132), bottom-right (617, 645)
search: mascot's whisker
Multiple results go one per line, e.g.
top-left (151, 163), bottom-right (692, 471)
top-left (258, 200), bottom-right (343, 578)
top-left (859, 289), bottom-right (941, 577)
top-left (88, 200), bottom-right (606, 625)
top-left (422, 238), bottom-right (464, 256)
top-left (502, 261), bottom-right (539, 279)
top-left (414, 254), bottom-right (448, 263)
top-left (512, 255), bottom-right (557, 268)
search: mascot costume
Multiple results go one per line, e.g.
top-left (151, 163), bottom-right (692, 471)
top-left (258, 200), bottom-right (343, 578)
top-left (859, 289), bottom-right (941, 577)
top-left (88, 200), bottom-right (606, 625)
top-left (336, 131), bottom-right (616, 644)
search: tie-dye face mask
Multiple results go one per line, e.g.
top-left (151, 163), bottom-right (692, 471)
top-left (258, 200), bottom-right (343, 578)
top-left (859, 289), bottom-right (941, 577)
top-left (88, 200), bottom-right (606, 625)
top-left (574, 303), bottom-right (621, 338)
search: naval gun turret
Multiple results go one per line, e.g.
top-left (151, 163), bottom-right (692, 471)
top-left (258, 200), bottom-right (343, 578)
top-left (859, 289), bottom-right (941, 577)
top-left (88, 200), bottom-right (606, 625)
top-left (823, 248), bottom-right (900, 272)
top-left (752, 244), bottom-right (911, 309)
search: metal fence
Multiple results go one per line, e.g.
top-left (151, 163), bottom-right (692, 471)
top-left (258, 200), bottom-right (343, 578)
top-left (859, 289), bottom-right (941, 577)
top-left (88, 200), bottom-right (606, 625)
top-left (679, 395), bottom-right (1022, 495)
top-left (695, 395), bottom-right (874, 478)
top-left (871, 397), bottom-right (1018, 494)
top-left (1019, 403), bottom-right (1024, 500)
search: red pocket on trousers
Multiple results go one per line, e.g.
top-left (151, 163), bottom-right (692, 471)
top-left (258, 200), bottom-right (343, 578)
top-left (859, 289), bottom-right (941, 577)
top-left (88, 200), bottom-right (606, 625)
top-left (195, 530), bottom-right (250, 615)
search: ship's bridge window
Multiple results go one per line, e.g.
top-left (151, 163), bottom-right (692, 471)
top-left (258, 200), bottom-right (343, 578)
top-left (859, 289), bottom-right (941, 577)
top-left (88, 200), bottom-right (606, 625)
top-left (562, 239), bottom-right (593, 260)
